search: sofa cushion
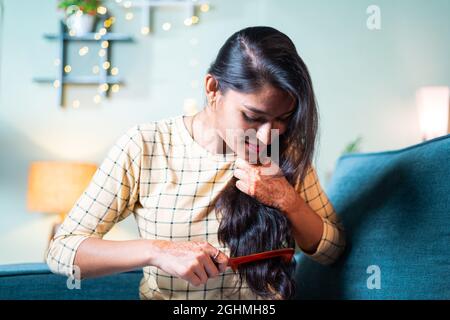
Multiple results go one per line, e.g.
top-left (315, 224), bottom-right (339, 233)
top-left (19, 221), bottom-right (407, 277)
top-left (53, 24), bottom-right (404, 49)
top-left (0, 263), bottom-right (142, 300)
top-left (294, 134), bottom-right (450, 299)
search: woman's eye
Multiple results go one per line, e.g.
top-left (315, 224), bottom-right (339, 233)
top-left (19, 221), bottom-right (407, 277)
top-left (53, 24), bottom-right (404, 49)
top-left (242, 112), bottom-right (291, 124)
top-left (242, 113), bottom-right (262, 123)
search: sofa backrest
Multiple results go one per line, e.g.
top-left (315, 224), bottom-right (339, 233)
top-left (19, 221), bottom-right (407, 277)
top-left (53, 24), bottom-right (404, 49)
top-left (294, 134), bottom-right (450, 299)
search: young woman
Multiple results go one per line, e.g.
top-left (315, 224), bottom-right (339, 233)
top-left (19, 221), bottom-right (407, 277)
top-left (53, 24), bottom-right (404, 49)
top-left (47, 26), bottom-right (345, 300)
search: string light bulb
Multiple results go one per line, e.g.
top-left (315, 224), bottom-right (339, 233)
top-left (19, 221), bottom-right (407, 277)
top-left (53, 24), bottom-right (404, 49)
top-left (191, 16), bottom-right (199, 24)
top-left (99, 83), bottom-right (109, 92)
top-left (111, 84), bottom-right (120, 93)
top-left (72, 100), bottom-right (80, 108)
top-left (97, 6), bottom-right (107, 15)
top-left (93, 95), bottom-right (102, 104)
top-left (92, 65), bottom-right (100, 74)
top-left (200, 4), bottom-right (210, 12)
top-left (64, 65), bottom-right (72, 73)
top-left (111, 67), bottom-right (119, 76)
top-left (184, 17), bottom-right (193, 26)
top-left (104, 19), bottom-right (113, 28)
top-left (78, 46), bottom-right (89, 56)
top-left (102, 61), bottom-right (111, 70)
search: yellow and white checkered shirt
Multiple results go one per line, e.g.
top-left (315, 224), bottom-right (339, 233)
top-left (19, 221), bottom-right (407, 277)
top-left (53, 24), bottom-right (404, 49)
top-left (46, 114), bottom-right (345, 300)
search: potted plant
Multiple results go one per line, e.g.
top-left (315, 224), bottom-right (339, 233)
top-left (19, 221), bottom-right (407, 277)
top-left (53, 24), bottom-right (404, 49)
top-left (58, 0), bottom-right (102, 36)
top-left (325, 136), bottom-right (364, 186)
top-left (342, 135), bottom-right (363, 155)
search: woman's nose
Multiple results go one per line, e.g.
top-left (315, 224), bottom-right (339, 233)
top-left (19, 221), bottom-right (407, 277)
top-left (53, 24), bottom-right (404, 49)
top-left (256, 122), bottom-right (280, 146)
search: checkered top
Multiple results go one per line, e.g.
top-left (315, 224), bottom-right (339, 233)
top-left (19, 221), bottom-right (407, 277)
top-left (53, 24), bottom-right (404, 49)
top-left (46, 114), bottom-right (346, 300)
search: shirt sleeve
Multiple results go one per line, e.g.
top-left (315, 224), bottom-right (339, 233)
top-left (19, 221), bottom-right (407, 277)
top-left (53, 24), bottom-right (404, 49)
top-left (294, 164), bottom-right (346, 265)
top-left (45, 125), bottom-right (144, 277)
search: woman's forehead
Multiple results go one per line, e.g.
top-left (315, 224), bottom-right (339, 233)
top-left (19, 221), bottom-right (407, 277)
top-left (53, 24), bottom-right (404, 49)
top-left (225, 85), bottom-right (296, 116)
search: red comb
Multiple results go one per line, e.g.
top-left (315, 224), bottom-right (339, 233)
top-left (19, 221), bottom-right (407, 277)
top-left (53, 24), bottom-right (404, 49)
top-left (227, 248), bottom-right (295, 272)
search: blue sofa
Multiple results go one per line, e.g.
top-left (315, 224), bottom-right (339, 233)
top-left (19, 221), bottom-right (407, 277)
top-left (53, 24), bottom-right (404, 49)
top-left (295, 134), bottom-right (450, 299)
top-left (1, 134), bottom-right (449, 300)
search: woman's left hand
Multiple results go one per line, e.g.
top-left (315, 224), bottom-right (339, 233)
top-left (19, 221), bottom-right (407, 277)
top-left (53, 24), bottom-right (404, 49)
top-left (233, 157), bottom-right (301, 214)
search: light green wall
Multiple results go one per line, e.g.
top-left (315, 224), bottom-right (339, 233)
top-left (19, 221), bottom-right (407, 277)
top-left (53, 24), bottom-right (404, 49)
top-left (0, 0), bottom-right (449, 263)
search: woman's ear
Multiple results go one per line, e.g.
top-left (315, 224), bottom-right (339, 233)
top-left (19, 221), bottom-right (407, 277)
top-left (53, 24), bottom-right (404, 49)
top-left (205, 73), bottom-right (219, 101)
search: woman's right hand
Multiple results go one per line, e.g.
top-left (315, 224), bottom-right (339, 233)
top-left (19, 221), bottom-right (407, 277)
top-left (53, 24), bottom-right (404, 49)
top-left (150, 240), bottom-right (229, 287)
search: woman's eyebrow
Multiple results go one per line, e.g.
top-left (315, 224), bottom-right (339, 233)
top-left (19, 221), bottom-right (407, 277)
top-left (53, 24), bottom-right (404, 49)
top-left (243, 104), bottom-right (296, 117)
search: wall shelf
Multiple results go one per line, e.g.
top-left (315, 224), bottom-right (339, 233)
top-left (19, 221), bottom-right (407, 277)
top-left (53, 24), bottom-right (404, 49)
top-left (43, 33), bottom-right (133, 42)
top-left (33, 20), bottom-right (133, 107)
top-left (34, 76), bottom-right (123, 84)
top-left (118, 0), bottom-right (210, 34)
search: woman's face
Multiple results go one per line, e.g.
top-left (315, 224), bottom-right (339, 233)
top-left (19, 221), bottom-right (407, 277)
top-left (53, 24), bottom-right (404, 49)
top-left (210, 79), bottom-right (297, 163)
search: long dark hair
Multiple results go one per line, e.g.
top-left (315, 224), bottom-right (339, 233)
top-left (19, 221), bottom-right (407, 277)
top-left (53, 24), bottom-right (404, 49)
top-left (211, 26), bottom-right (319, 299)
